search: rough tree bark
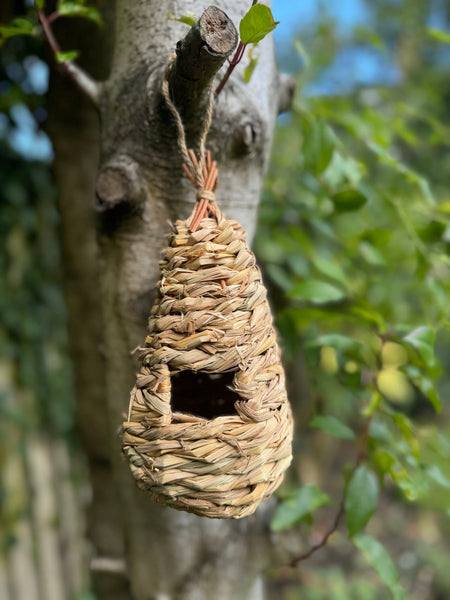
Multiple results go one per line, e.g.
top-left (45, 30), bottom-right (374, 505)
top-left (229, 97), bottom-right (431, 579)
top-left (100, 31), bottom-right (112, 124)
top-left (47, 2), bottom-right (295, 599)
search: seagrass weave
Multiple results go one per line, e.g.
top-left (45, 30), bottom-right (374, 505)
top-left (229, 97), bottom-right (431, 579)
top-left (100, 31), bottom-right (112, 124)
top-left (120, 54), bottom-right (293, 519)
top-left (122, 203), bottom-right (293, 518)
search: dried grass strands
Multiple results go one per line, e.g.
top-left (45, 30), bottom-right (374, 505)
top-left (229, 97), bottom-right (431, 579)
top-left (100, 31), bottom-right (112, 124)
top-left (122, 204), bottom-right (293, 519)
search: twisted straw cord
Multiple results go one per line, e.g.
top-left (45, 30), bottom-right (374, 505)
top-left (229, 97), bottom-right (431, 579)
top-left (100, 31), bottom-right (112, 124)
top-left (162, 53), bottom-right (215, 193)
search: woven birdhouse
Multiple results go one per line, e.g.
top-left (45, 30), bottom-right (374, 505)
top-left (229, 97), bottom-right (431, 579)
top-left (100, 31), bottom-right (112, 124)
top-left (121, 199), bottom-right (293, 518)
top-left (121, 61), bottom-right (293, 519)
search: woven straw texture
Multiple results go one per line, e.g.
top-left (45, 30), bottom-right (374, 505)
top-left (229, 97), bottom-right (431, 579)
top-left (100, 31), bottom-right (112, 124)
top-left (122, 205), bottom-right (293, 519)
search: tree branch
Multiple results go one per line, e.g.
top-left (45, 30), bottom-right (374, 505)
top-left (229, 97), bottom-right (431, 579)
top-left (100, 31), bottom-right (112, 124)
top-left (38, 10), bottom-right (101, 107)
top-left (90, 557), bottom-right (128, 575)
top-left (278, 73), bottom-right (296, 114)
top-left (64, 61), bottom-right (102, 106)
top-left (167, 5), bottom-right (238, 116)
top-left (288, 417), bottom-right (373, 567)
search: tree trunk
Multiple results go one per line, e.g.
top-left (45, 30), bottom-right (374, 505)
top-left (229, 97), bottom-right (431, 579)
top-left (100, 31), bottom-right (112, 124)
top-left (47, 2), bottom-right (289, 598)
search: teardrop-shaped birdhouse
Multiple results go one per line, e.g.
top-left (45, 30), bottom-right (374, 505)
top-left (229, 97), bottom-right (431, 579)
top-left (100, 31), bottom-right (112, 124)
top-left (122, 203), bottom-right (293, 518)
top-left (121, 56), bottom-right (293, 519)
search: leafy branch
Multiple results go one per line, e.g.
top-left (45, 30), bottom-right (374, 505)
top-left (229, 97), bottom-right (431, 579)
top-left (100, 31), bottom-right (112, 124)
top-left (277, 416), bottom-right (372, 567)
top-left (0, 1), bottom-right (101, 105)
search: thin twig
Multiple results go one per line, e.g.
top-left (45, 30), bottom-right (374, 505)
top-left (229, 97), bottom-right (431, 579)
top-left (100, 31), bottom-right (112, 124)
top-left (38, 10), bottom-right (62, 56)
top-left (37, 10), bottom-right (101, 106)
top-left (288, 417), bottom-right (373, 567)
top-left (46, 11), bottom-right (59, 25)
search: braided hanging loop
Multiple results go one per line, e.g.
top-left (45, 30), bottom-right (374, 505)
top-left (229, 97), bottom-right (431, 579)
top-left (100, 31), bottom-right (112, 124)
top-left (121, 54), bottom-right (293, 519)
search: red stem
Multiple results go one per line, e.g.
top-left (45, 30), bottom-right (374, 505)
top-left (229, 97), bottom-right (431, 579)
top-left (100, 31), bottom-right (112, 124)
top-left (38, 10), bottom-right (61, 55)
top-left (46, 11), bottom-right (60, 25)
top-left (288, 417), bottom-right (372, 567)
top-left (215, 0), bottom-right (258, 96)
top-left (215, 41), bottom-right (246, 96)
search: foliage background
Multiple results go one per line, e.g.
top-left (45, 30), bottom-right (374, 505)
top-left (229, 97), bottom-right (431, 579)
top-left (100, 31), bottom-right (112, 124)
top-left (0, 1), bottom-right (449, 599)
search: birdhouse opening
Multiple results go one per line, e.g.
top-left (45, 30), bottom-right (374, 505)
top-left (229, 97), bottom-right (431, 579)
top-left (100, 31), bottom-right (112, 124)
top-left (171, 370), bottom-right (241, 419)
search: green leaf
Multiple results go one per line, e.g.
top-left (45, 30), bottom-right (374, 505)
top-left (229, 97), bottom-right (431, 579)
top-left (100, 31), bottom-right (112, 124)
top-left (35, 0), bottom-right (45, 9)
top-left (58, 1), bottom-right (103, 26)
top-left (239, 4), bottom-right (279, 45)
top-left (363, 391), bottom-right (383, 416)
top-left (353, 533), bottom-right (406, 599)
top-left (426, 465), bottom-right (450, 489)
top-left (289, 280), bottom-right (345, 304)
top-left (0, 24), bottom-right (35, 43)
top-left (244, 46), bottom-right (258, 83)
top-left (294, 38), bottom-right (310, 67)
top-left (332, 189), bottom-right (367, 212)
top-left (428, 28), bottom-right (450, 43)
top-left (414, 376), bottom-right (441, 412)
top-left (306, 333), bottom-right (361, 352)
top-left (371, 447), bottom-right (422, 501)
top-left (271, 485), bottom-right (330, 532)
top-left (11, 18), bottom-right (34, 32)
top-left (309, 415), bottom-right (356, 440)
top-left (359, 241), bottom-right (386, 266)
top-left (367, 141), bottom-right (434, 205)
top-left (265, 264), bottom-right (293, 292)
top-left (56, 50), bottom-right (79, 63)
top-left (303, 119), bottom-right (336, 174)
top-left (167, 11), bottom-right (196, 27)
top-left (390, 413), bottom-right (420, 458)
top-left (403, 326), bottom-right (436, 367)
top-left (311, 255), bottom-right (349, 287)
top-left (346, 465), bottom-right (379, 536)
top-left (351, 305), bottom-right (386, 331)
top-left (436, 201), bottom-right (450, 214)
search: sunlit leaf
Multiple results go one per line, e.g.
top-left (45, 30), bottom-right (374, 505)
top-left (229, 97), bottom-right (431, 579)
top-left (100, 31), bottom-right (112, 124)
top-left (428, 28), bottom-right (450, 43)
top-left (309, 415), bottom-right (355, 440)
top-left (413, 376), bottom-right (441, 412)
top-left (271, 485), bottom-right (330, 532)
top-left (289, 280), bottom-right (345, 304)
top-left (311, 254), bottom-right (349, 287)
top-left (55, 50), bottom-right (79, 62)
top-left (303, 119), bottom-right (336, 174)
top-left (367, 141), bottom-right (434, 205)
top-left (346, 465), bottom-right (379, 536)
top-left (58, 1), bottom-right (103, 26)
top-left (243, 46), bottom-right (258, 83)
top-left (11, 18), bottom-right (34, 32)
top-left (426, 465), bottom-right (450, 489)
top-left (265, 264), bottom-right (293, 292)
top-left (363, 391), bottom-right (383, 416)
top-left (167, 11), bottom-right (197, 27)
top-left (390, 412), bottom-right (419, 458)
top-left (294, 39), bottom-right (310, 67)
top-left (0, 23), bottom-right (35, 43)
top-left (353, 533), bottom-right (406, 599)
top-left (239, 4), bottom-right (279, 45)
top-left (404, 326), bottom-right (436, 368)
top-left (306, 333), bottom-right (361, 352)
top-left (359, 241), bottom-right (386, 266)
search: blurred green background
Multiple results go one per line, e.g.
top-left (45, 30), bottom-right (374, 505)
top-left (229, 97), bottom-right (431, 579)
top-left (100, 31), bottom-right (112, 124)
top-left (1, 1), bottom-right (449, 599)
